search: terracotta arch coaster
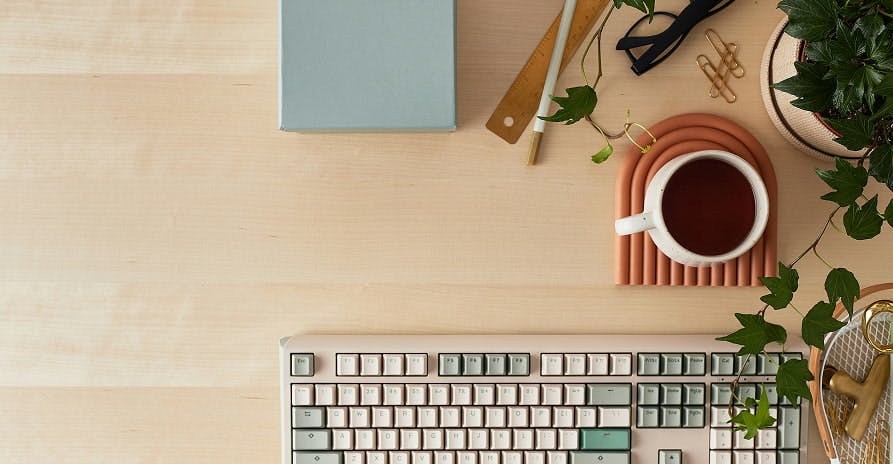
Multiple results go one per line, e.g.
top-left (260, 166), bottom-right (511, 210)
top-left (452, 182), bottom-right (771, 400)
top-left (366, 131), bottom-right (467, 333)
top-left (614, 113), bottom-right (779, 286)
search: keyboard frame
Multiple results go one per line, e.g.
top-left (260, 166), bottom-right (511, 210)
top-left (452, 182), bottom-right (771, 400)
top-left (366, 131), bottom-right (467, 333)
top-left (280, 334), bottom-right (810, 464)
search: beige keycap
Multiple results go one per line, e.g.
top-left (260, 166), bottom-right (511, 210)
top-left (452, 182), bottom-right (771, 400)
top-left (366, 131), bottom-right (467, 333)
top-left (457, 452), bottom-right (477, 464)
top-left (350, 407), bottom-right (370, 427)
top-left (418, 407), bottom-right (438, 428)
top-left (316, 384), bottom-right (337, 406)
top-left (384, 385), bottom-right (405, 406)
top-left (333, 429), bottom-right (353, 450)
top-left (293, 384), bottom-right (314, 406)
top-left (391, 452), bottom-right (410, 464)
top-left (507, 407), bottom-right (528, 427)
top-left (424, 429), bottom-right (444, 450)
top-left (413, 452), bottom-right (433, 464)
top-left (553, 408), bottom-right (574, 428)
top-left (361, 355), bottom-right (382, 376)
top-left (328, 407), bottom-right (348, 428)
top-left (395, 407), bottom-right (415, 428)
top-left (486, 407), bottom-right (506, 427)
top-left (407, 385), bottom-right (427, 405)
top-left (564, 385), bottom-right (585, 406)
top-left (406, 354), bottom-right (429, 376)
top-left (491, 429), bottom-right (512, 450)
top-left (462, 407), bottom-right (483, 427)
top-left (542, 385), bottom-right (562, 405)
top-left (468, 429), bottom-right (489, 450)
top-left (338, 384), bottom-right (359, 406)
top-left (451, 385), bottom-right (472, 406)
top-left (547, 451), bottom-right (568, 464)
top-left (530, 407), bottom-right (552, 427)
top-left (513, 429), bottom-right (534, 450)
top-left (401, 429), bottom-right (422, 450)
top-left (497, 385), bottom-right (518, 405)
top-left (575, 408), bottom-right (597, 427)
top-left (430, 385), bottom-right (450, 406)
top-left (436, 451), bottom-right (456, 464)
top-left (446, 430), bottom-right (466, 450)
top-left (379, 429), bottom-right (399, 450)
top-left (356, 429), bottom-right (376, 450)
top-left (383, 355), bottom-right (404, 376)
top-left (474, 385), bottom-right (495, 405)
top-left (441, 407), bottom-right (461, 427)
top-left (558, 429), bottom-right (578, 450)
top-left (520, 385), bottom-right (540, 405)
top-left (536, 429), bottom-right (557, 450)
top-left (526, 451), bottom-right (545, 464)
top-left (361, 384), bottom-right (382, 406)
top-left (372, 407), bottom-right (393, 428)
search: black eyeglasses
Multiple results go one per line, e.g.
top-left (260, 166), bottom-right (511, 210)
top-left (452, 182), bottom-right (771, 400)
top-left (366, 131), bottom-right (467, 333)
top-left (616, 0), bottom-right (737, 75)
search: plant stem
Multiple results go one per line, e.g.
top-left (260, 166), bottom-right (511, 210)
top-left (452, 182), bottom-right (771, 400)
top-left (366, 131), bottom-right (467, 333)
top-left (580, 6), bottom-right (615, 88)
top-left (812, 248), bottom-right (834, 270)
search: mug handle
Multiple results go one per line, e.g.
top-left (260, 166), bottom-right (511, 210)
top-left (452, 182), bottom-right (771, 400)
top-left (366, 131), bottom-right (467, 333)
top-left (615, 211), bottom-right (656, 236)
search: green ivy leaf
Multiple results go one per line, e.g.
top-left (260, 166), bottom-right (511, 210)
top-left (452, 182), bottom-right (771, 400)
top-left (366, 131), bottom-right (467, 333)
top-left (825, 115), bottom-right (876, 151)
top-left (824, 268), bottom-right (860, 318)
top-left (855, 14), bottom-right (885, 41)
top-left (802, 301), bottom-right (847, 348)
top-left (776, 359), bottom-right (814, 405)
top-left (886, 198), bottom-right (893, 227)
top-left (539, 86), bottom-right (597, 125)
top-left (843, 195), bottom-right (884, 240)
top-left (731, 387), bottom-right (777, 439)
top-left (868, 144), bottom-right (893, 191)
top-left (804, 40), bottom-right (834, 64)
top-left (758, 262), bottom-right (799, 310)
top-left (772, 62), bottom-right (835, 113)
top-left (592, 144), bottom-right (613, 164)
top-left (613, 0), bottom-right (655, 19)
top-left (716, 313), bottom-right (788, 355)
top-left (778, 0), bottom-right (839, 42)
top-left (815, 157), bottom-right (869, 206)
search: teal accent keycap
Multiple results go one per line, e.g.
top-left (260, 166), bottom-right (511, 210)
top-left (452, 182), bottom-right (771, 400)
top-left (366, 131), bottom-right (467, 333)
top-left (579, 428), bottom-right (631, 450)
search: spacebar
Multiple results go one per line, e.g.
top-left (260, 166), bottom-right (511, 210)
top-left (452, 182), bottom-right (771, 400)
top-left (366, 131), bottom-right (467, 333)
top-left (293, 452), bottom-right (342, 464)
top-left (570, 452), bottom-right (630, 464)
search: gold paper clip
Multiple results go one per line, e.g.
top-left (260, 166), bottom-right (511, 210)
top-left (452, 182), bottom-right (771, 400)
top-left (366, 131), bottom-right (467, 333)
top-left (706, 28), bottom-right (745, 78)
top-left (697, 55), bottom-right (737, 103)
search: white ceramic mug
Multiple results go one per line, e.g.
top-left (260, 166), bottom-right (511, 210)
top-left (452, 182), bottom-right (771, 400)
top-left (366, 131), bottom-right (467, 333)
top-left (614, 150), bottom-right (770, 267)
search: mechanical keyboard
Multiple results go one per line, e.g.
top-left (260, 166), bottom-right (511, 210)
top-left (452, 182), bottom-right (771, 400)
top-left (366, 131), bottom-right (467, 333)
top-left (279, 335), bottom-right (809, 464)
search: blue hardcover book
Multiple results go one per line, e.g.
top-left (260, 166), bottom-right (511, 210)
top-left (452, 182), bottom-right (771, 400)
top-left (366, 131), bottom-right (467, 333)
top-left (279, 0), bottom-right (456, 132)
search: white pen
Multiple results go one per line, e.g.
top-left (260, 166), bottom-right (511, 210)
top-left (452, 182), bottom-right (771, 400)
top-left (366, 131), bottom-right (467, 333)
top-left (528, 0), bottom-right (578, 166)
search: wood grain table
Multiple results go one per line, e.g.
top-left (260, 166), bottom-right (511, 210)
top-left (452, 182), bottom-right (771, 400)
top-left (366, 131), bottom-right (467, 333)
top-left (1, 0), bottom-right (889, 462)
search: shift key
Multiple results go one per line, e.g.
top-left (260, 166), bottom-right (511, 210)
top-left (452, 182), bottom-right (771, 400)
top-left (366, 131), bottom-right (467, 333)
top-left (570, 452), bottom-right (630, 464)
top-left (293, 429), bottom-right (332, 450)
top-left (580, 428), bottom-right (631, 450)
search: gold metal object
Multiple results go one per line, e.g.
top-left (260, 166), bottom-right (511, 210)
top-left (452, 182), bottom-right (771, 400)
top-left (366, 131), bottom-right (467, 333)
top-left (705, 29), bottom-right (744, 78)
top-left (697, 55), bottom-right (737, 103)
top-left (862, 300), bottom-right (893, 353)
top-left (696, 29), bottom-right (743, 104)
top-left (826, 354), bottom-right (891, 441)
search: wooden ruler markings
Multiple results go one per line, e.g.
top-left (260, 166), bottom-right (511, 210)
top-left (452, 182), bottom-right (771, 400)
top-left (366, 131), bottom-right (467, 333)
top-left (486, 0), bottom-right (611, 144)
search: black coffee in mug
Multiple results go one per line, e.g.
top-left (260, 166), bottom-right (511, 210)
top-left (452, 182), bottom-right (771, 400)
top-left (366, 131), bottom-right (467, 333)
top-left (660, 159), bottom-right (757, 256)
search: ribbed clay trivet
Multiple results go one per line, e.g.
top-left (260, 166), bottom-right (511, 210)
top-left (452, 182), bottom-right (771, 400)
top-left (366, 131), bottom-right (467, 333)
top-left (614, 114), bottom-right (778, 286)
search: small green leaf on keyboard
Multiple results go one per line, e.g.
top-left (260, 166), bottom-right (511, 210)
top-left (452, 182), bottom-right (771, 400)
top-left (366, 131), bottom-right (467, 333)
top-left (731, 386), bottom-right (776, 439)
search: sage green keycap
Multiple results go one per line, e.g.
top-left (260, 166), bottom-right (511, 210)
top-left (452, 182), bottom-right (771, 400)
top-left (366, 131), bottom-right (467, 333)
top-left (637, 406), bottom-right (659, 428)
top-left (777, 451), bottom-right (799, 464)
top-left (291, 353), bottom-right (315, 376)
top-left (683, 384), bottom-right (705, 405)
top-left (485, 354), bottom-right (507, 375)
top-left (711, 384), bottom-right (732, 405)
top-left (763, 384), bottom-right (779, 405)
top-left (711, 353), bottom-right (735, 375)
top-left (638, 354), bottom-right (661, 375)
top-left (637, 384), bottom-right (660, 405)
top-left (587, 384), bottom-right (632, 405)
top-left (579, 428), bottom-right (631, 450)
top-left (684, 354), bottom-right (706, 375)
top-left (683, 406), bottom-right (705, 428)
top-left (439, 354), bottom-right (462, 376)
top-left (292, 429), bottom-right (332, 450)
top-left (508, 353), bottom-right (530, 376)
top-left (736, 384), bottom-right (757, 405)
top-left (293, 452), bottom-right (342, 464)
top-left (292, 407), bottom-right (325, 428)
top-left (661, 384), bottom-right (682, 405)
top-left (659, 449), bottom-right (682, 464)
top-left (462, 354), bottom-right (484, 375)
top-left (735, 355), bottom-right (756, 375)
top-left (660, 407), bottom-right (682, 427)
top-left (570, 452), bottom-right (630, 464)
top-left (661, 354), bottom-right (683, 375)
top-left (778, 407), bottom-right (800, 449)
top-left (758, 353), bottom-right (781, 375)
top-left (781, 353), bottom-right (802, 363)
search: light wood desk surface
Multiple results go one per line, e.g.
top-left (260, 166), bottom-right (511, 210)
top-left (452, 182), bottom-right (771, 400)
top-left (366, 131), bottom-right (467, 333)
top-left (1, 0), bottom-right (890, 462)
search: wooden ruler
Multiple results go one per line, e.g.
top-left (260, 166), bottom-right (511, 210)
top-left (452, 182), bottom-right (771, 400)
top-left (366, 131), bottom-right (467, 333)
top-left (486, 0), bottom-right (610, 144)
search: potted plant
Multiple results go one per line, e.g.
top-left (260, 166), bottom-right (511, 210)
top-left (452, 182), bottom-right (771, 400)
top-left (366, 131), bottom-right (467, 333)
top-left (716, 0), bottom-right (893, 436)
top-left (546, 0), bottom-right (893, 437)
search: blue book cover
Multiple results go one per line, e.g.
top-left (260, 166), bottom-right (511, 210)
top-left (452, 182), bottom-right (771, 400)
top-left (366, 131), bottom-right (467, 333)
top-left (279, 0), bottom-right (456, 132)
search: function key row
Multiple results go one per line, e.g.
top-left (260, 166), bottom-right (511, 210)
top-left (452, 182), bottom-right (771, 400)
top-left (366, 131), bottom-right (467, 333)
top-left (709, 354), bottom-right (801, 377)
top-left (540, 354), bottom-right (632, 376)
top-left (338, 354), bottom-right (430, 377)
top-left (439, 354), bottom-right (531, 377)
top-left (636, 354), bottom-right (705, 376)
